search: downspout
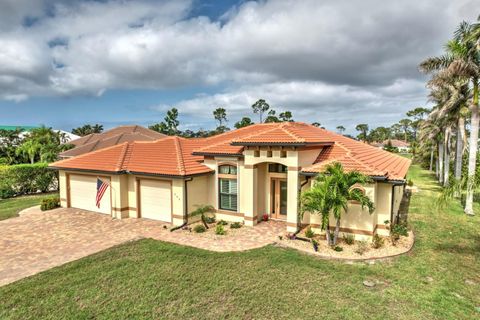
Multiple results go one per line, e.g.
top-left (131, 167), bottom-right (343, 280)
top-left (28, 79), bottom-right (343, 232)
top-left (170, 177), bottom-right (193, 232)
top-left (294, 175), bottom-right (311, 237)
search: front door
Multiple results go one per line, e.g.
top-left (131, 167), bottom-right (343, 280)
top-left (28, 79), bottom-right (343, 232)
top-left (271, 178), bottom-right (287, 220)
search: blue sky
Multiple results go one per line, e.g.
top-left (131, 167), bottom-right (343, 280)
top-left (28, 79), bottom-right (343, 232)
top-left (0, 0), bottom-right (476, 133)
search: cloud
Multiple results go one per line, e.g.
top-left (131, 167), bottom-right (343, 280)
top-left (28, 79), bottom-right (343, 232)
top-left (0, 0), bottom-right (477, 128)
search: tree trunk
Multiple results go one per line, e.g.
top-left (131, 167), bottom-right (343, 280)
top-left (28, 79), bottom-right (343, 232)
top-left (333, 218), bottom-right (341, 246)
top-left (438, 141), bottom-right (444, 185)
top-left (435, 146), bottom-right (439, 178)
top-left (465, 81), bottom-right (479, 215)
top-left (429, 147), bottom-right (434, 171)
top-left (325, 226), bottom-right (332, 246)
top-left (444, 128), bottom-right (450, 187)
top-left (201, 215), bottom-right (209, 229)
top-left (455, 118), bottom-right (465, 181)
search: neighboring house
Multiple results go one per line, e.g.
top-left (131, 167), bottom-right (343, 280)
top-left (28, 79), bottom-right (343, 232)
top-left (383, 139), bottom-right (410, 153)
top-left (59, 125), bottom-right (166, 159)
top-left (49, 122), bottom-right (410, 240)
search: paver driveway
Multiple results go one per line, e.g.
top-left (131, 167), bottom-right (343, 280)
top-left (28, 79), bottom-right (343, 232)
top-left (0, 208), bottom-right (284, 286)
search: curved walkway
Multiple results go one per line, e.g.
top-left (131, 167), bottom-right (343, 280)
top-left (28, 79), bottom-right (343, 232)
top-left (0, 207), bottom-right (284, 286)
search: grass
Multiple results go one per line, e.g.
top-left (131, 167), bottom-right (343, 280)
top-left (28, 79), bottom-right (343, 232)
top-left (0, 193), bottom-right (58, 221)
top-left (0, 165), bottom-right (479, 319)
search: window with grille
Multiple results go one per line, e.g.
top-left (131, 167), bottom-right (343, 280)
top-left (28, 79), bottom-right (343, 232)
top-left (219, 178), bottom-right (237, 211)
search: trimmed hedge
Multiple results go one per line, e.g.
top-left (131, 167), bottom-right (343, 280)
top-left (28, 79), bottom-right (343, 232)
top-left (40, 196), bottom-right (61, 211)
top-left (0, 163), bottom-right (58, 199)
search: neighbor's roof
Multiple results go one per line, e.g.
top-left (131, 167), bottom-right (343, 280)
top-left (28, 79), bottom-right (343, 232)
top-left (384, 139), bottom-right (410, 148)
top-left (59, 125), bottom-right (166, 158)
top-left (50, 136), bottom-right (213, 177)
top-left (50, 122), bottom-right (411, 181)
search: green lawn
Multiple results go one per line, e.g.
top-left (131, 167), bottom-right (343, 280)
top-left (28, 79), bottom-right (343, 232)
top-left (0, 165), bottom-right (479, 319)
top-left (0, 193), bottom-right (58, 221)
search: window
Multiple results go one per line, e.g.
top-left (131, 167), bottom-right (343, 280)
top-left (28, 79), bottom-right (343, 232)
top-left (219, 165), bottom-right (237, 175)
top-left (219, 178), bottom-right (237, 211)
top-left (268, 163), bottom-right (287, 173)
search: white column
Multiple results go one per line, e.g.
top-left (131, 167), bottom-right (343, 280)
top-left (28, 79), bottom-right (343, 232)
top-left (242, 165), bottom-right (257, 226)
top-left (286, 167), bottom-right (300, 232)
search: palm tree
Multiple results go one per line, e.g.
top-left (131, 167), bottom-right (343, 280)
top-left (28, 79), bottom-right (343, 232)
top-left (420, 21), bottom-right (480, 214)
top-left (300, 163), bottom-right (374, 246)
top-left (16, 139), bottom-right (41, 164)
top-left (189, 205), bottom-right (215, 229)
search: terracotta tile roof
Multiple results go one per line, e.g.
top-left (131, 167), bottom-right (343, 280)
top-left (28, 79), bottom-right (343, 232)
top-left (384, 139), bottom-right (410, 148)
top-left (60, 125), bottom-right (166, 158)
top-left (51, 122), bottom-right (410, 181)
top-left (50, 137), bottom-right (213, 177)
top-left (301, 129), bottom-right (411, 181)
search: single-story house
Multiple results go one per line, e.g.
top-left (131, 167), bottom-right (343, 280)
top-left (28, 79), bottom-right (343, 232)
top-left (59, 125), bottom-right (165, 159)
top-left (49, 122), bottom-right (410, 240)
top-left (372, 139), bottom-right (411, 153)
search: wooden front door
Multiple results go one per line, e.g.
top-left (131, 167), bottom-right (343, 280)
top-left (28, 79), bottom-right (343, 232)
top-left (271, 178), bottom-right (287, 220)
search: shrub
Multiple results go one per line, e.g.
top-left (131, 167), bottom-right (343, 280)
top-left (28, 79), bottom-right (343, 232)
top-left (391, 222), bottom-right (408, 237)
top-left (343, 234), bottom-right (355, 245)
top-left (204, 216), bottom-right (216, 224)
top-left (333, 245), bottom-right (343, 252)
top-left (230, 222), bottom-right (242, 229)
top-left (0, 163), bottom-right (58, 199)
top-left (40, 196), bottom-right (60, 211)
top-left (372, 234), bottom-right (384, 249)
top-left (312, 239), bottom-right (319, 252)
top-left (355, 241), bottom-right (369, 255)
top-left (407, 179), bottom-right (414, 186)
top-left (193, 224), bottom-right (206, 233)
top-left (305, 227), bottom-right (315, 238)
top-left (217, 220), bottom-right (228, 226)
top-left (215, 224), bottom-right (226, 235)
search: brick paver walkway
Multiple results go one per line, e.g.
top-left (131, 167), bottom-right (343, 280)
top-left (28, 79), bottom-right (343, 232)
top-left (0, 208), bottom-right (285, 286)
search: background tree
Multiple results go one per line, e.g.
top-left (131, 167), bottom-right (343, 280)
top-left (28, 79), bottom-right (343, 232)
top-left (279, 111), bottom-right (293, 122)
top-left (213, 107), bottom-right (227, 127)
top-left (149, 107), bottom-right (180, 135)
top-left (264, 109), bottom-right (280, 123)
top-left (251, 99), bottom-right (270, 123)
top-left (398, 119), bottom-right (412, 142)
top-left (0, 129), bottom-right (23, 164)
top-left (406, 107), bottom-right (430, 140)
top-left (71, 124), bottom-right (103, 136)
top-left (234, 117), bottom-right (253, 129)
top-left (311, 122), bottom-right (321, 127)
top-left (336, 125), bottom-right (345, 135)
top-left (16, 139), bottom-right (41, 164)
top-left (355, 124), bottom-right (369, 142)
top-left (300, 163), bottom-right (374, 246)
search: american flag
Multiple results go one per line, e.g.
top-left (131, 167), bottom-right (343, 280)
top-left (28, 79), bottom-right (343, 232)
top-left (96, 178), bottom-right (109, 208)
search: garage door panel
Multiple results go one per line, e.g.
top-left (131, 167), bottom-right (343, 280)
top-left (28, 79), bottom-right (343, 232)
top-left (140, 179), bottom-right (172, 222)
top-left (69, 175), bottom-right (111, 214)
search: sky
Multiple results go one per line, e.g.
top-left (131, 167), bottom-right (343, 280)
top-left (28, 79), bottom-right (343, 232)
top-left (0, 0), bottom-right (477, 134)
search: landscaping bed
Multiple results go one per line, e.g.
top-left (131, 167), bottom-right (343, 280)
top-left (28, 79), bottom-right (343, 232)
top-left (177, 219), bottom-right (246, 239)
top-left (278, 230), bottom-right (414, 260)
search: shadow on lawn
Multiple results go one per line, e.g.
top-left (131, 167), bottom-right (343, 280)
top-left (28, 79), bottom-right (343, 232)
top-left (434, 233), bottom-right (480, 257)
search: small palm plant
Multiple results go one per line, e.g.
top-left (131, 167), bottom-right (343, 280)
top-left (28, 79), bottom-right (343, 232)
top-left (189, 205), bottom-right (215, 229)
top-left (300, 162), bottom-right (375, 246)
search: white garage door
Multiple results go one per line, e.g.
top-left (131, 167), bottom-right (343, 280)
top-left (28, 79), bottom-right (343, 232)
top-left (139, 179), bottom-right (172, 222)
top-left (69, 174), bottom-right (111, 214)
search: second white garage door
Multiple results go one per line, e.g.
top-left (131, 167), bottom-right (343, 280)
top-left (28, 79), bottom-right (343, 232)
top-left (69, 174), bottom-right (111, 214)
top-left (139, 179), bottom-right (172, 222)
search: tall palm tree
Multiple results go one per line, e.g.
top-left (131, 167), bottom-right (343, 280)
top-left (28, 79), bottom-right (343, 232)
top-left (300, 163), bottom-right (374, 246)
top-left (420, 21), bottom-right (480, 214)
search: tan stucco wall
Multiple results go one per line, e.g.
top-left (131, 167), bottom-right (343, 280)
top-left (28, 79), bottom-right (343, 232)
top-left (59, 170), bottom-right (68, 207)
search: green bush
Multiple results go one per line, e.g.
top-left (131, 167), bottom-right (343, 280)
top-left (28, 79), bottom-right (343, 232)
top-left (407, 179), bottom-right (414, 186)
top-left (0, 163), bottom-right (58, 199)
top-left (217, 220), bottom-right (228, 226)
top-left (372, 234), bottom-right (385, 249)
top-left (230, 222), bottom-right (242, 229)
top-left (215, 224), bottom-right (226, 235)
top-left (333, 245), bottom-right (343, 252)
top-left (304, 227), bottom-right (315, 238)
top-left (343, 234), bottom-right (355, 245)
top-left (193, 225), bottom-right (206, 233)
top-left (40, 196), bottom-right (60, 211)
